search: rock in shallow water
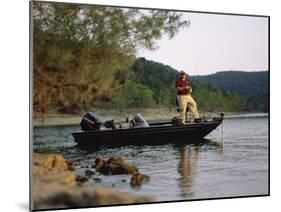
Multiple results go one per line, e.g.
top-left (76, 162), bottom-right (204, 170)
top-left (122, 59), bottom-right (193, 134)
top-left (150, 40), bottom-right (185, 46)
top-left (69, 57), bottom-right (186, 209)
top-left (95, 157), bottom-right (106, 171)
top-left (85, 169), bottom-right (95, 177)
top-left (76, 175), bottom-right (88, 183)
top-left (32, 153), bottom-right (154, 210)
top-left (66, 161), bottom-right (75, 171)
top-left (130, 172), bottom-right (150, 188)
top-left (107, 156), bottom-right (124, 165)
top-left (95, 156), bottom-right (139, 175)
top-left (93, 156), bottom-right (150, 189)
top-left (100, 163), bottom-right (138, 175)
top-left (93, 177), bottom-right (102, 183)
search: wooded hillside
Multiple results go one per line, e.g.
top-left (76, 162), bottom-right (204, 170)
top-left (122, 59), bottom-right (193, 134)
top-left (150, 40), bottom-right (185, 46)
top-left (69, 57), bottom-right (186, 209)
top-left (191, 71), bottom-right (269, 111)
top-left (111, 58), bottom-right (268, 112)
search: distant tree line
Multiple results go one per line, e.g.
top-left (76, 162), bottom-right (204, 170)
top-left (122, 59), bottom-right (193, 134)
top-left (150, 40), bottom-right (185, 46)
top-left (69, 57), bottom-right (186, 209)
top-left (191, 71), bottom-right (268, 112)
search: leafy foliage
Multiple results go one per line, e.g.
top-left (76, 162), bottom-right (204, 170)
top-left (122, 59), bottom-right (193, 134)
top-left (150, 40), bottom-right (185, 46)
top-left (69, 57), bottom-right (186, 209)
top-left (112, 81), bottom-right (154, 108)
top-left (32, 2), bottom-right (188, 114)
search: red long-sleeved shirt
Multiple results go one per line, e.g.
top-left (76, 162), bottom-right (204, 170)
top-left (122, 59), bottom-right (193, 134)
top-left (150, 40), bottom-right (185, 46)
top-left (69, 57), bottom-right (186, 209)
top-left (175, 79), bottom-right (191, 95)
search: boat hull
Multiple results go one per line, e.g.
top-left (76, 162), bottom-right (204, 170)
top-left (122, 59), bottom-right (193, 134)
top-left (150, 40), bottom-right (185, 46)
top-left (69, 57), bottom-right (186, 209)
top-left (72, 119), bottom-right (222, 147)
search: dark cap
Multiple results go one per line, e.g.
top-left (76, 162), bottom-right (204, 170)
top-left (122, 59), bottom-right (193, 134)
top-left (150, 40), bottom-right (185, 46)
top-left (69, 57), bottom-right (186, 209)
top-left (179, 70), bottom-right (186, 75)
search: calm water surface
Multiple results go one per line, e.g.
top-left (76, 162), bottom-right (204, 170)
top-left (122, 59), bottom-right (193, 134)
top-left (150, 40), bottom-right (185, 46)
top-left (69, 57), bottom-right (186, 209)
top-left (33, 115), bottom-right (269, 201)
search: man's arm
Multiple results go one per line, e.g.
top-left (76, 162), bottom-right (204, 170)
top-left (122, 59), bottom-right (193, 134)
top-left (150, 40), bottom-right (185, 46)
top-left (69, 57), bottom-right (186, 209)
top-left (177, 85), bottom-right (190, 91)
top-left (175, 81), bottom-right (189, 91)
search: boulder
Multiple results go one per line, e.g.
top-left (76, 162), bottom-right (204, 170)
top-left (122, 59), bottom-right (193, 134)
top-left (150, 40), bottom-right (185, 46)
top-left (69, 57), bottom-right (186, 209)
top-left (33, 153), bottom-right (76, 187)
top-left (100, 163), bottom-right (125, 175)
top-left (96, 156), bottom-right (139, 175)
top-left (33, 153), bottom-right (68, 172)
top-left (76, 175), bottom-right (88, 183)
top-left (93, 177), bottom-right (102, 183)
top-left (106, 156), bottom-right (124, 165)
top-left (66, 161), bottom-right (75, 171)
top-left (130, 172), bottom-right (150, 188)
top-left (95, 157), bottom-right (106, 171)
top-left (85, 169), bottom-right (95, 177)
top-left (121, 164), bottom-right (139, 174)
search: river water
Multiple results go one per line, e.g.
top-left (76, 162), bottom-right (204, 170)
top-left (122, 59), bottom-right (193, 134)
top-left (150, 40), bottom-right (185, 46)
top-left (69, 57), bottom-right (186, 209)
top-left (33, 114), bottom-right (269, 202)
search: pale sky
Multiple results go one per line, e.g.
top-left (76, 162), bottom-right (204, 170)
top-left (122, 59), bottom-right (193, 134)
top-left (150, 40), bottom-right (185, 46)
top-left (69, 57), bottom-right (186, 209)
top-left (137, 12), bottom-right (269, 75)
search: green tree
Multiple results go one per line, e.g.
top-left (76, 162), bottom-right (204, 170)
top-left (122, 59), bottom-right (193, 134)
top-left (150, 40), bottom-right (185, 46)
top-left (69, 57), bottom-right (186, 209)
top-left (32, 1), bottom-right (189, 114)
top-left (112, 81), bottom-right (155, 108)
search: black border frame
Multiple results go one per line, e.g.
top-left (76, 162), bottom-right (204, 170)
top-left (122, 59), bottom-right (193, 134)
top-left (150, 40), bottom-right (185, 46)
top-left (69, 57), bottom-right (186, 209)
top-left (29, 0), bottom-right (270, 211)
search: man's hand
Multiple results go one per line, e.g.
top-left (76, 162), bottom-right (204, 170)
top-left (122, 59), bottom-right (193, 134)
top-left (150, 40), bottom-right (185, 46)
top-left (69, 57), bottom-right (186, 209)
top-left (177, 86), bottom-right (189, 91)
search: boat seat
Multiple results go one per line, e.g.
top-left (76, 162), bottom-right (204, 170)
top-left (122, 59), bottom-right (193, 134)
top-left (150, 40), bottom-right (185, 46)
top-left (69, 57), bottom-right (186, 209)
top-left (104, 120), bottom-right (122, 129)
top-left (129, 113), bottom-right (150, 128)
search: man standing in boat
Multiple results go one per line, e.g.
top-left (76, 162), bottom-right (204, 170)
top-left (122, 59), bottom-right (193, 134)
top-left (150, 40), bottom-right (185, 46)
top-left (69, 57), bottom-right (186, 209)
top-left (175, 70), bottom-right (200, 123)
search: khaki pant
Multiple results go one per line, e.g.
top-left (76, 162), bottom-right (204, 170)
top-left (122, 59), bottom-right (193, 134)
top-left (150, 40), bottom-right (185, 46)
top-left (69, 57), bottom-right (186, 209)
top-left (177, 95), bottom-right (199, 122)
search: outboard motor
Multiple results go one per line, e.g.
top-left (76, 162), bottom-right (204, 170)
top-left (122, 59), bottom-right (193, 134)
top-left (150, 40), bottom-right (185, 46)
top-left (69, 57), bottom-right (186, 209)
top-left (80, 112), bottom-right (102, 131)
top-left (129, 113), bottom-right (150, 128)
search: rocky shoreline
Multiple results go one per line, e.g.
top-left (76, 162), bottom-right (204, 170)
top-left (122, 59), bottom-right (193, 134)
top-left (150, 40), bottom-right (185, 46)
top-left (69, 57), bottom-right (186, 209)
top-left (32, 153), bottom-right (154, 210)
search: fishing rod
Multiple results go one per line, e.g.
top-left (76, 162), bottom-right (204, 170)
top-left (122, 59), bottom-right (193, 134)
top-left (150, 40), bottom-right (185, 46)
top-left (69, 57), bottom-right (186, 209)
top-left (188, 48), bottom-right (204, 95)
top-left (193, 48), bottom-right (204, 76)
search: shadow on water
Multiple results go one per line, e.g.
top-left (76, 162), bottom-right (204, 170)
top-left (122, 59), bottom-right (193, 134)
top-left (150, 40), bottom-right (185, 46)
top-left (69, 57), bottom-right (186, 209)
top-left (75, 138), bottom-right (218, 152)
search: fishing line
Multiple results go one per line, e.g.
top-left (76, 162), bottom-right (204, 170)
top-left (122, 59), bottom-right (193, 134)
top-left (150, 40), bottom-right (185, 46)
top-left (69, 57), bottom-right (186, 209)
top-left (193, 48), bottom-right (204, 76)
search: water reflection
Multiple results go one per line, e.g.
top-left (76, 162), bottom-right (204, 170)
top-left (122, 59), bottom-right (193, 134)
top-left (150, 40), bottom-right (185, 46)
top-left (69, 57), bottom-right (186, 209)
top-left (177, 139), bottom-right (223, 198)
top-left (177, 144), bottom-right (199, 198)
